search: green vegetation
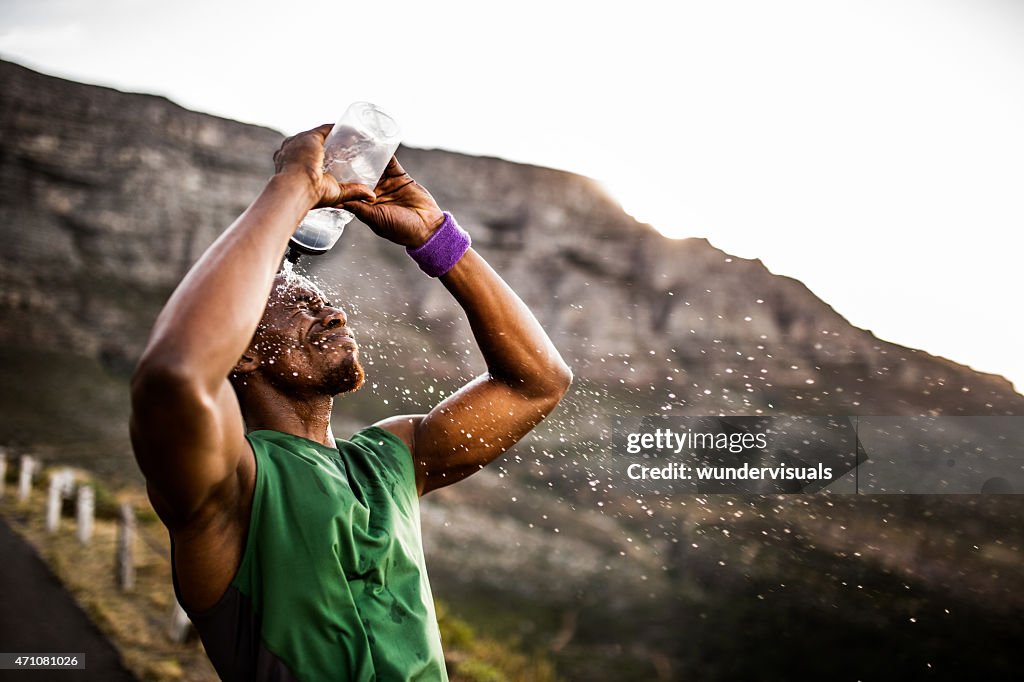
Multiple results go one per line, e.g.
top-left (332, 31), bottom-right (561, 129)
top-left (436, 601), bottom-right (560, 682)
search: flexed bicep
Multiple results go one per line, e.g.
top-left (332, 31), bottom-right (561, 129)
top-left (406, 374), bottom-right (564, 495)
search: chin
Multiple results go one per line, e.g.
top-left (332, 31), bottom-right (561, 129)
top-left (328, 357), bottom-right (366, 396)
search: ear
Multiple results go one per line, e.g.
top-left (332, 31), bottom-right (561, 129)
top-left (232, 352), bottom-right (260, 376)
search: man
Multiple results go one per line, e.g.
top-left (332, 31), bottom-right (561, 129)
top-left (129, 124), bottom-right (572, 681)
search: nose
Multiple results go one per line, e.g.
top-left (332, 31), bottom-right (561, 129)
top-left (323, 309), bottom-right (347, 330)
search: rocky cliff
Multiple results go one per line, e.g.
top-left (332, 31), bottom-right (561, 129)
top-left (2, 59), bottom-right (1019, 422)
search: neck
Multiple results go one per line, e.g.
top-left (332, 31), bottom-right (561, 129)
top-left (237, 380), bottom-right (337, 448)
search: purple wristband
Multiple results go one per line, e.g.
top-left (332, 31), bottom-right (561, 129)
top-left (406, 211), bottom-right (471, 277)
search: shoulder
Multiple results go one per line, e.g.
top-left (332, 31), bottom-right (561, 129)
top-left (351, 421), bottom-right (418, 465)
top-left (368, 414), bottom-right (424, 454)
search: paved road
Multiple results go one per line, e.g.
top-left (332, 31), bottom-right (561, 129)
top-left (0, 515), bottom-right (137, 681)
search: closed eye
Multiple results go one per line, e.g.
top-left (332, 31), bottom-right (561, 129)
top-left (293, 296), bottom-right (326, 310)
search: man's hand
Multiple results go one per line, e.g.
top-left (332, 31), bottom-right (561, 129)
top-left (341, 157), bottom-right (446, 247)
top-left (274, 124), bottom-right (376, 208)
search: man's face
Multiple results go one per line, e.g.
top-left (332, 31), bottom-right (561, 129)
top-left (244, 274), bottom-right (365, 396)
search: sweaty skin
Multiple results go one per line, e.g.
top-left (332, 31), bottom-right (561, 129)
top-left (129, 124), bottom-right (572, 612)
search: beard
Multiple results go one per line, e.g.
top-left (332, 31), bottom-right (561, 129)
top-left (324, 352), bottom-right (366, 396)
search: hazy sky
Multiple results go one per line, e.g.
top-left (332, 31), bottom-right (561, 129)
top-left (2, 0), bottom-right (1022, 391)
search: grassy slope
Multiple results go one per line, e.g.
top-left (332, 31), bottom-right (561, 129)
top-left (0, 481), bottom-right (562, 682)
top-left (0, 346), bottom-right (137, 481)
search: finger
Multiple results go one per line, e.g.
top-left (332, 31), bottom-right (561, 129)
top-left (277, 124), bottom-right (332, 163)
top-left (309, 123), bottom-right (334, 141)
top-left (340, 198), bottom-right (377, 222)
top-left (373, 156), bottom-right (411, 192)
top-left (380, 155), bottom-right (407, 179)
top-left (335, 183), bottom-right (375, 204)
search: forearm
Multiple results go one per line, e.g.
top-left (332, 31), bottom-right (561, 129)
top-left (137, 173), bottom-right (314, 386)
top-left (439, 248), bottom-right (571, 395)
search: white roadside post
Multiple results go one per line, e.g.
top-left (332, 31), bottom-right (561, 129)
top-left (166, 600), bottom-right (192, 643)
top-left (46, 472), bottom-right (63, 533)
top-left (46, 469), bottom-right (75, 533)
top-left (77, 485), bottom-right (95, 544)
top-left (116, 502), bottom-right (136, 591)
top-left (0, 448), bottom-right (7, 499)
top-left (18, 455), bottom-right (36, 502)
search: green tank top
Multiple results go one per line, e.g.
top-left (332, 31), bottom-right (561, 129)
top-left (175, 427), bottom-right (449, 681)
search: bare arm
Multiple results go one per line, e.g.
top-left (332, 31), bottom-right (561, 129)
top-left (347, 159), bottom-right (572, 495)
top-left (130, 126), bottom-right (374, 526)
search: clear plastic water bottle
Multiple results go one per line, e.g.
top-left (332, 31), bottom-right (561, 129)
top-left (288, 102), bottom-right (401, 256)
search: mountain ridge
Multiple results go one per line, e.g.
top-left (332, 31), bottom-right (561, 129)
top-left (2, 58), bottom-right (1020, 422)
